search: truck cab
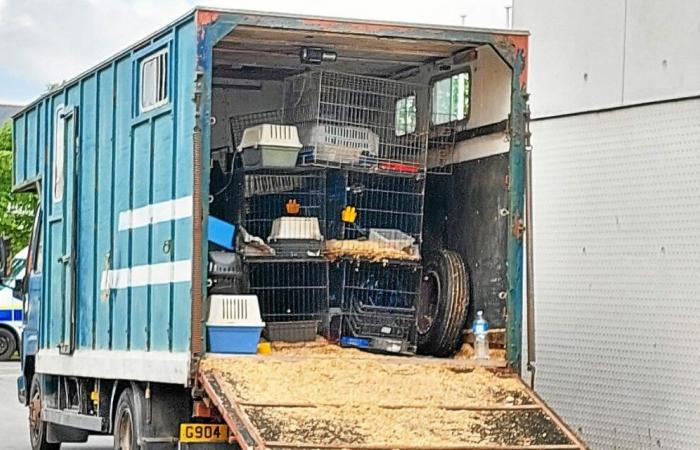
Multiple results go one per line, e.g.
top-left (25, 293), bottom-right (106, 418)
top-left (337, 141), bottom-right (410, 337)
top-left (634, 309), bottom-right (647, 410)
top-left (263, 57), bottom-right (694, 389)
top-left (0, 245), bottom-right (28, 361)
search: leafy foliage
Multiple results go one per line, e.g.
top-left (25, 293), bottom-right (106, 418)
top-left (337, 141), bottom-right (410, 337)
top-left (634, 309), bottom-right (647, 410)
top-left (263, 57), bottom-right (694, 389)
top-left (0, 123), bottom-right (38, 254)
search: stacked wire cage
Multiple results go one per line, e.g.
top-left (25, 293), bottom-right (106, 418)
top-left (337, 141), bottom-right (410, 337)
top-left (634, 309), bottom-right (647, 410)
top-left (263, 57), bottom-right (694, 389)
top-left (343, 171), bottom-right (425, 243)
top-left (330, 169), bottom-right (424, 353)
top-left (242, 170), bottom-right (327, 239)
top-left (227, 71), bottom-right (434, 349)
top-left (283, 71), bottom-right (430, 173)
top-left (242, 169), bottom-right (330, 337)
top-left (247, 260), bottom-right (329, 322)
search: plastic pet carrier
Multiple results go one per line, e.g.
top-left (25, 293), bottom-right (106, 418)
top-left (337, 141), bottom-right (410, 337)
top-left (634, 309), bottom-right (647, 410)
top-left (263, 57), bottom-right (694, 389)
top-left (208, 251), bottom-right (249, 294)
top-left (297, 124), bottom-right (379, 165)
top-left (206, 295), bottom-right (265, 354)
top-left (267, 217), bottom-right (324, 257)
top-left (236, 124), bottom-right (302, 169)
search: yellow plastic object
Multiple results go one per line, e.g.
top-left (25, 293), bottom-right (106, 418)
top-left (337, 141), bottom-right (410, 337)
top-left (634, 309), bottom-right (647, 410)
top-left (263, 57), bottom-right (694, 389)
top-left (285, 199), bottom-right (301, 215)
top-left (257, 342), bottom-right (272, 355)
top-left (341, 206), bottom-right (357, 223)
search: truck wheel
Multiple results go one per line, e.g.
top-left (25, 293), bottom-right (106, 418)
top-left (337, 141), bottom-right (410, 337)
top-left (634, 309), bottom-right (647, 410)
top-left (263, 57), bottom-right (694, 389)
top-left (0, 328), bottom-right (17, 360)
top-left (417, 249), bottom-right (469, 357)
top-left (114, 389), bottom-right (141, 450)
top-left (29, 376), bottom-right (60, 450)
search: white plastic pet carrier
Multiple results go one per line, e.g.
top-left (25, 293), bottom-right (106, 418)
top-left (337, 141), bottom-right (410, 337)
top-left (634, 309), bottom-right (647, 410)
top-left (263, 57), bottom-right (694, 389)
top-left (299, 124), bottom-right (379, 164)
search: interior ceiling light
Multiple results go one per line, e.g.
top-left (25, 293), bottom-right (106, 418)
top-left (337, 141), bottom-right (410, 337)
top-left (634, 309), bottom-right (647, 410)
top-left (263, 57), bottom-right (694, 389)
top-left (299, 47), bottom-right (338, 65)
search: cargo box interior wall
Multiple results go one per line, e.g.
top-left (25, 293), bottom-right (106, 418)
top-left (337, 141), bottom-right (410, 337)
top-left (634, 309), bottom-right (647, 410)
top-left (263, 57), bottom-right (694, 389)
top-left (201, 16), bottom-right (524, 363)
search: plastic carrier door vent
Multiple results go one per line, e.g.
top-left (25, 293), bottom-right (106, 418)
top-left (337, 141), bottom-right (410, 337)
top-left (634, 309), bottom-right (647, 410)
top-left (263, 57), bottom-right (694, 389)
top-left (207, 295), bottom-right (264, 327)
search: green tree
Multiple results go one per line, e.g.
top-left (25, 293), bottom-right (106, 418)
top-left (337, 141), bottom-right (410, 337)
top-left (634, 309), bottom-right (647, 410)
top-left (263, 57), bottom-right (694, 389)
top-left (0, 123), bottom-right (38, 254)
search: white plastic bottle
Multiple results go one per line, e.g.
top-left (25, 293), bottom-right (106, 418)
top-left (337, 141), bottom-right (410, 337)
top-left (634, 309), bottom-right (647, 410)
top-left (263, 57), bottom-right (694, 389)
top-left (472, 310), bottom-right (489, 360)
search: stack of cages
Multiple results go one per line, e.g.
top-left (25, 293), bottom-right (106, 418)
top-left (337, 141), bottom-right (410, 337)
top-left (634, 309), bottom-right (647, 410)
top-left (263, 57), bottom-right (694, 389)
top-left (242, 169), bottom-right (330, 342)
top-left (281, 71), bottom-right (429, 354)
top-left (227, 71), bottom-right (432, 351)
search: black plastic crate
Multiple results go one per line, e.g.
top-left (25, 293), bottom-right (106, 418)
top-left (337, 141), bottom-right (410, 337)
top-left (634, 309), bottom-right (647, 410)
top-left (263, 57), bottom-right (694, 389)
top-left (264, 320), bottom-right (319, 343)
top-left (339, 261), bottom-right (420, 353)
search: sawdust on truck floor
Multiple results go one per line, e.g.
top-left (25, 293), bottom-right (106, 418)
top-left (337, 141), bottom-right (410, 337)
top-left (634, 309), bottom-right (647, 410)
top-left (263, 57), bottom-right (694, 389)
top-left (243, 405), bottom-right (569, 447)
top-left (202, 340), bottom-right (524, 408)
top-left (200, 341), bottom-right (569, 447)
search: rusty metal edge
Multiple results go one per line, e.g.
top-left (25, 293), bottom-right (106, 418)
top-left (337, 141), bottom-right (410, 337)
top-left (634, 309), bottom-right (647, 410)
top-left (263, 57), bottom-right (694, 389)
top-left (266, 442), bottom-right (581, 450)
top-left (191, 126), bottom-right (203, 358)
top-left (199, 372), bottom-right (267, 450)
top-left (211, 371), bottom-right (269, 448)
top-left (236, 401), bottom-right (542, 411)
top-left (519, 383), bottom-right (588, 450)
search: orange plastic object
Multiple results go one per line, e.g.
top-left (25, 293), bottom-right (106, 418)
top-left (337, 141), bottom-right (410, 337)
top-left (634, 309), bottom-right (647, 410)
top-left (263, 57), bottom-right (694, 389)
top-left (285, 199), bottom-right (301, 215)
top-left (257, 342), bottom-right (272, 355)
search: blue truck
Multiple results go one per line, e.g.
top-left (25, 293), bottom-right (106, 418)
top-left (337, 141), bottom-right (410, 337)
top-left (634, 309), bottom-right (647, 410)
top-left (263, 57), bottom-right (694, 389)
top-left (7, 7), bottom-right (586, 450)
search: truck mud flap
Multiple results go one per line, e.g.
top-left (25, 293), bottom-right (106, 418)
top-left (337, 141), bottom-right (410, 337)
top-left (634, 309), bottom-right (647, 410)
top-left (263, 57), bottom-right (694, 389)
top-left (198, 355), bottom-right (587, 450)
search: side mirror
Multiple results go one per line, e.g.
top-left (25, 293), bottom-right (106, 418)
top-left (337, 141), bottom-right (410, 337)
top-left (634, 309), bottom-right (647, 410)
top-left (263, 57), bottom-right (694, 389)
top-left (0, 238), bottom-right (8, 276)
top-left (12, 279), bottom-right (23, 301)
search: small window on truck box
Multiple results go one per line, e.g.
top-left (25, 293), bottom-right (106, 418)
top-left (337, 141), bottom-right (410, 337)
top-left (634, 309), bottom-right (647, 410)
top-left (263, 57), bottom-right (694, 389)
top-left (52, 105), bottom-right (65, 203)
top-left (431, 71), bottom-right (471, 125)
top-left (139, 48), bottom-right (168, 113)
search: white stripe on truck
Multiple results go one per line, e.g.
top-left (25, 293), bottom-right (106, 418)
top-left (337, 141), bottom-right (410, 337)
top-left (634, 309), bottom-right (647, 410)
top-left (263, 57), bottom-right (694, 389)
top-left (100, 260), bottom-right (191, 290)
top-left (117, 195), bottom-right (192, 231)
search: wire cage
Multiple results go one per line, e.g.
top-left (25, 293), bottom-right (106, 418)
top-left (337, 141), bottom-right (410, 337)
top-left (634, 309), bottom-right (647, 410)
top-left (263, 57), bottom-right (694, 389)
top-left (283, 71), bottom-right (430, 172)
top-left (242, 169), bottom-right (327, 241)
top-left (340, 261), bottom-right (420, 353)
top-left (247, 260), bottom-right (330, 323)
top-left (343, 171), bottom-right (425, 243)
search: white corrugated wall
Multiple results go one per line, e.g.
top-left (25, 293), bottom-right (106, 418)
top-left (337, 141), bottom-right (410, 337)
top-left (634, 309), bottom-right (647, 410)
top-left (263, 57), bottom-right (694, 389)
top-left (528, 97), bottom-right (700, 449)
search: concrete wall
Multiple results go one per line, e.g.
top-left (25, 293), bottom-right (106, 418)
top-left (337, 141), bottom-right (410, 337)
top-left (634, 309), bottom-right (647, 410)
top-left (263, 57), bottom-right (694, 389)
top-left (514, 1), bottom-right (700, 449)
top-left (514, 0), bottom-right (700, 117)
top-left (527, 98), bottom-right (700, 450)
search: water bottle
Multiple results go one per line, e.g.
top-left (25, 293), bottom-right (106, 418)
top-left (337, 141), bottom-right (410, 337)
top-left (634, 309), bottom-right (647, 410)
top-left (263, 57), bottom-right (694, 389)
top-left (473, 310), bottom-right (489, 360)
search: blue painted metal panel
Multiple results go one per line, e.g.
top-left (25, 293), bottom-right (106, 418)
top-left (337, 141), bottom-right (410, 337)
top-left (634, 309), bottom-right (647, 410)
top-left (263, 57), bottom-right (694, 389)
top-left (13, 14), bottom-right (197, 363)
top-left (94, 66), bottom-right (115, 350)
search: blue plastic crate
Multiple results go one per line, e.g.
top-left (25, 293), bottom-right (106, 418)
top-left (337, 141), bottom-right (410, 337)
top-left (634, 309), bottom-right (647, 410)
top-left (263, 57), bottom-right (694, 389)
top-left (208, 216), bottom-right (236, 250)
top-left (207, 325), bottom-right (263, 354)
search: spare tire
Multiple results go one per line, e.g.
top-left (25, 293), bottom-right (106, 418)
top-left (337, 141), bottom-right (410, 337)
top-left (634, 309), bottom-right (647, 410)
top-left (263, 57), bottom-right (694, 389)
top-left (416, 249), bottom-right (469, 357)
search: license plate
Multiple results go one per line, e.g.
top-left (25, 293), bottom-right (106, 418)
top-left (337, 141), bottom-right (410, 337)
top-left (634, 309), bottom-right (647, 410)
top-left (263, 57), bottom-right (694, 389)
top-left (179, 423), bottom-right (228, 443)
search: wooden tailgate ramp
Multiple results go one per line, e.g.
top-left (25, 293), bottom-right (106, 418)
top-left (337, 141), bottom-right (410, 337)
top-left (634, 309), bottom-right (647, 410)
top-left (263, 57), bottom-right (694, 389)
top-left (199, 344), bottom-right (587, 450)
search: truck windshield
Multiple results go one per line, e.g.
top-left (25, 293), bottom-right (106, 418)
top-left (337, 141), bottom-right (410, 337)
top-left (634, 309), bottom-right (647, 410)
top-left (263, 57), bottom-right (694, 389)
top-left (1, 257), bottom-right (25, 286)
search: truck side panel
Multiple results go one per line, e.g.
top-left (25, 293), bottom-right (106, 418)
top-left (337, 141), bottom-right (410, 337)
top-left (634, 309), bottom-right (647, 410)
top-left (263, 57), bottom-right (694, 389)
top-left (12, 17), bottom-right (198, 384)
